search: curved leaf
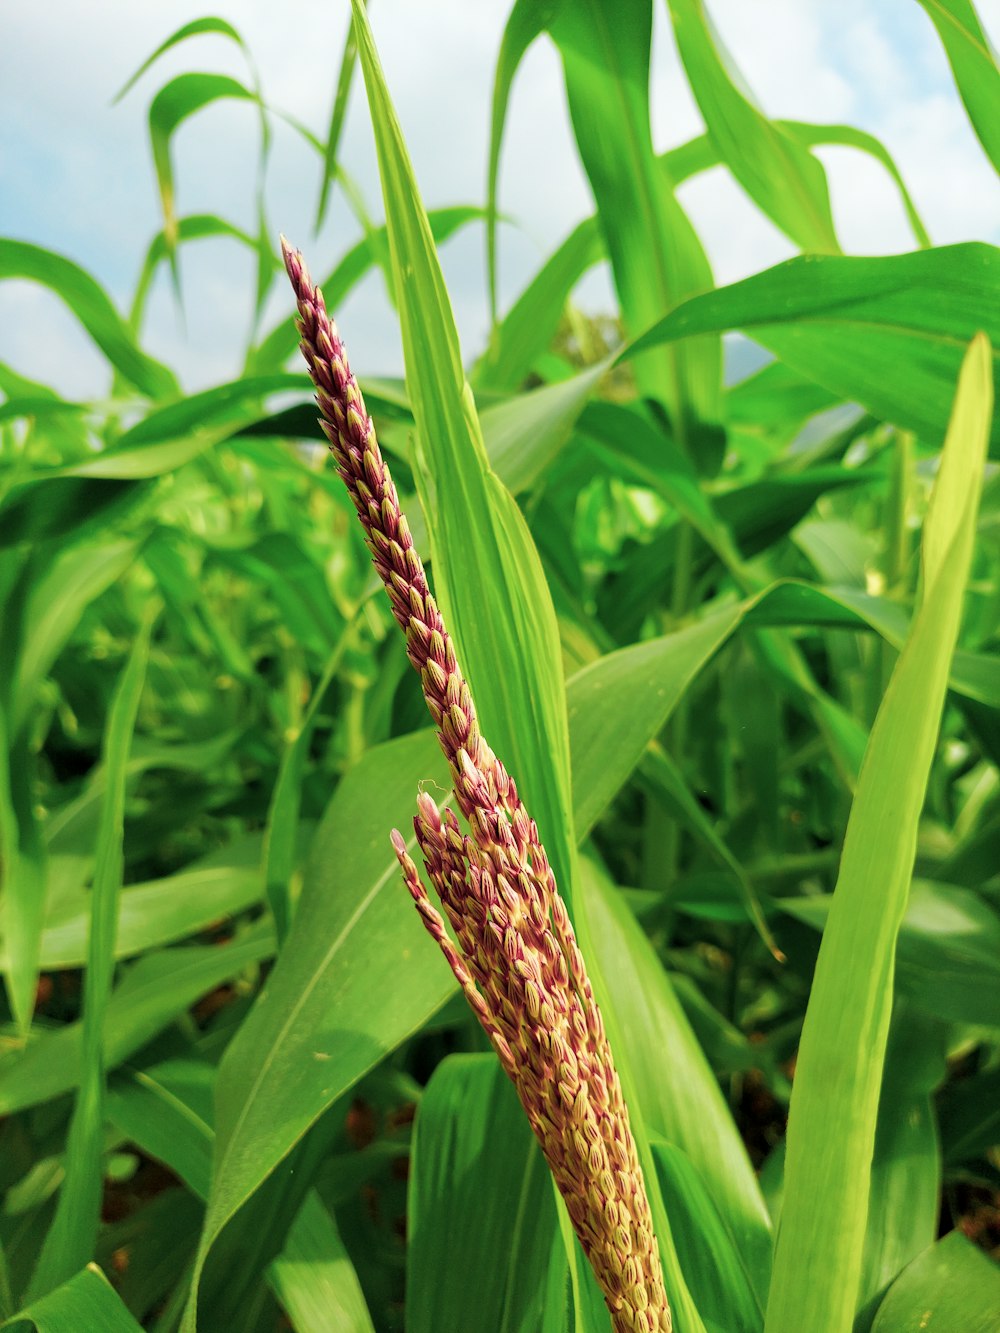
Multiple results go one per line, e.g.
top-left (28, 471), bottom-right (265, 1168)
top-left (148, 73), bottom-right (258, 253)
top-left (0, 239), bottom-right (178, 399)
top-left (629, 244), bottom-right (1000, 453)
top-left (665, 0), bottom-right (839, 253)
top-left (129, 213), bottom-right (264, 332)
top-left (1, 1266), bottom-right (142, 1333)
top-left (870, 1231), bottom-right (1000, 1332)
top-left (113, 17), bottom-right (248, 104)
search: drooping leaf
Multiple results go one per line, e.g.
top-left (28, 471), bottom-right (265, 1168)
top-left (129, 213), bottom-right (264, 333)
top-left (665, 0), bottom-right (839, 253)
top-left (0, 240), bottom-right (177, 399)
top-left (112, 17), bottom-right (248, 104)
top-left (629, 245), bottom-right (1000, 453)
top-left (147, 73), bottom-right (259, 255)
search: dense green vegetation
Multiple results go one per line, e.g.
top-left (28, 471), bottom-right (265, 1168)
top-left (1, 3), bottom-right (998, 1330)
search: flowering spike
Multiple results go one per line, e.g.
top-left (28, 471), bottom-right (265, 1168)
top-left (283, 237), bottom-right (672, 1333)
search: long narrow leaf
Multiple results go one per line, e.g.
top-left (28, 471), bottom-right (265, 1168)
top-left (914, 0), bottom-right (1000, 176)
top-left (351, 0), bottom-right (575, 895)
top-left (147, 73), bottom-right (258, 257)
top-left (665, 0), bottom-right (839, 253)
top-left (546, 0), bottom-right (722, 465)
top-left (0, 240), bottom-right (177, 399)
top-left (1, 1266), bottom-right (143, 1333)
top-left (764, 334), bottom-right (992, 1332)
top-left (112, 17), bottom-right (247, 104)
top-left (628, 244), bottom-right (1000, 452)
top-left (27, 619), bottom-right (151, 1296)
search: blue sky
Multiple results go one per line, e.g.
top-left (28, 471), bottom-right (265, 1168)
top-left (1, 0), bottom-right (998, 398)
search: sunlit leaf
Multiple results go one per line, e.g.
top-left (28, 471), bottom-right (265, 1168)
top-left (764, 335), bottom-right (992, 1332)
top-left (629, 245), bottom-right (1000, 453)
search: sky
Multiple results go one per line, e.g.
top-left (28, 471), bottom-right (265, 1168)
top-left (1, 0), bottom-right (998, 400)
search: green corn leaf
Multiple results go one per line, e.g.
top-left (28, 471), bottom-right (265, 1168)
top-left (779, 121), bottom-right (931, 248)
top-left (314, 9), bottom-right (364, 229)
top-left (0, 719), bottom-right (45, 1036)
top-left (662, 122), bottom-right (930, 250)
top-left (28, 616), bottom-right (151, 1298)
top-left (0, 1265), bottom-right (143, 1333)
top-left (869, 1231), bottom-right (1000, 1332)
top-left (0, 479), bottom-right (150, 551)
top-left (480, 363), bottom-right (610, 495)
top-left (267, 1191), bottom-right (375, 1333)
top-left (263, 632), bottom-right (353, 942)
top-left (779, 879), bottom-right (1000, 1029)
top-left (651, 1140), bottom-right (763, 1332)
top-left (408, 1055), bottom-right (564, 1333)
top-left (914, 0), bottom-right (1000, 177)
top-left (0, 930), bottom-right (273, 1118)
top-left (351, 0), bottom-right (575, 895)
top-left (129, 213), bottom-right (264, 333)
top-left (0, 536), bottom-right (138, 1030)
top-left (858, 1008), bottom-right (944, 1316)
top-left (246, 206), bottom-right (486, 374)
top-left (0, 240), bottom-right (178, 399)
top-left (6, 538), bottom-right (139, 740)
top-left (112, 17), bottom-right (248, 104)
top-left (628, 244), bottom-right (1000, 453)
top-left (181, 730), bottom-right (452, 1329)
top-left (0, 841), bottom-right (262, 973)
top-left (664, 0), bottom-right (839, 253)
top-left (480, 108), bottom-right (926, 394)
top-left (544, 0), bottom-right (723, 466)
top-left (578, 859), bottom-right (773, 1309)
top-left (763, 334), bottom-right (992, 1333)
top-left (476, 217), bottom-right (604, 393)
top-left (147, 73), bottom-right (259, 257)
top-left (106, 1058), bottom-right (216, 1201)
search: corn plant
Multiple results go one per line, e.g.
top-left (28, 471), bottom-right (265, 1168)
top-left (1, 3), bottom-right (999, 1332)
